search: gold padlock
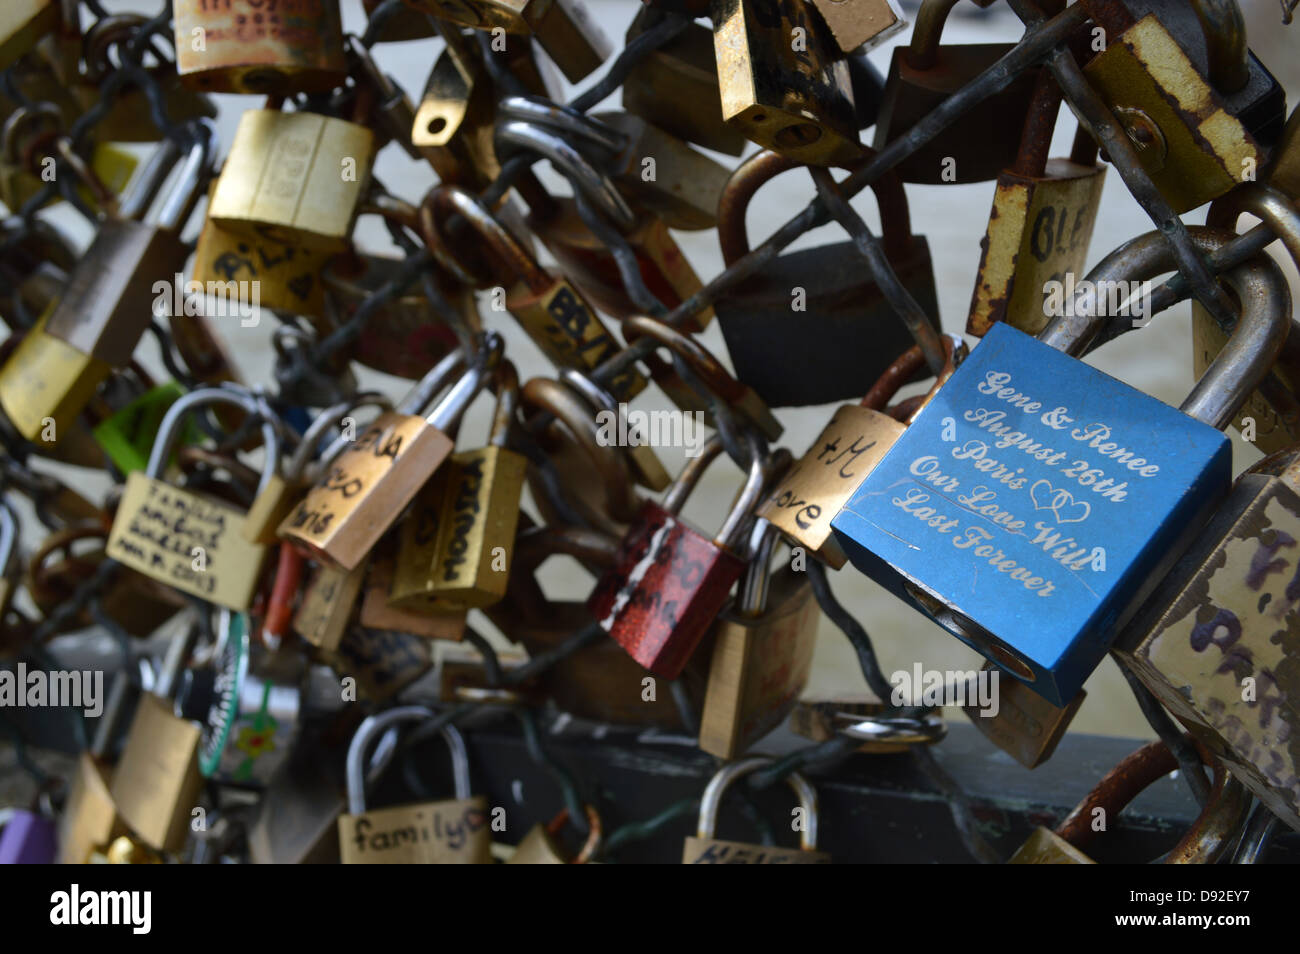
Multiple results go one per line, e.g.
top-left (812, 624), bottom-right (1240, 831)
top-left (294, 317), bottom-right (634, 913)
top-left (294, 561), bottom-right (367, 654)
top-left (682, 758), bottom-right (830, 863)
top-left (338, 708), bottom-right (491, 864)
top-left (392, 362), bottom-right (527, 611)
top-left (277, 337), bottom-right (499, 570)
top-left (173, 0), bottom-right (348, 94)
top-left (106, 388), bottom-right (279, 611)
top-left (360, 549), bottom-right (467, 640)
top-left (0, 310), bottom-right (111, 447)
top-left (208, 108), bottom-right (374, 253)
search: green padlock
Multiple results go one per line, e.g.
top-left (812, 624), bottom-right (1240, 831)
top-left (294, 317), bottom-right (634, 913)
top-left (92, 382), bottom-right (201, 475)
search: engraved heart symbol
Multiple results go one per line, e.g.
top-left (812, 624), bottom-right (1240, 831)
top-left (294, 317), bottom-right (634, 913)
top-left (1029, 479), bottom-right (1091, 524)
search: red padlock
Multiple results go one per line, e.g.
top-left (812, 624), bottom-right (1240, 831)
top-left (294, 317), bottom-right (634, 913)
top-left (587, 432), bottom-right (766, 679)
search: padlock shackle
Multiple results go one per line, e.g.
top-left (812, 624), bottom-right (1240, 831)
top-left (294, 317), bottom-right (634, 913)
top-left (28, 523), bottom-right (106, 588)
top-left (662, 434), bottom-right (724, 514)
top-left (1054, 738), bottom-right (1176, 853)
top-left (521, 377), bottom-right (640, 525)
top-left (860, 332), bottom-right (965, 415)
top-left (737, 519), bottom-right (779, 617)
top-left (1189, 0), bottom-right (1250, 94)
top-left (494, 121), bottom-right (637, 232)
top-left (118, 137), bottom-right (183, 223)
top-left (290, 390), bottom-right (394, 482)
top-left (1, 104), bottom-right (62, 165)
top-left (1039, 227), bottom-right (1291, 430)
top-left (488, 360), bottom-right (520, 449)
top-left (558, 368), bottom-right (617, 415)
top-left (906, 0), bottom-right (962, 71)
top-left (498, 96), bottom-right (629, 159)
top-left (345, 706), bottom-right (472, 814)
top-left (1010, 69), bottom-right (1064, 179)
top-left (622, 314), bottom-right (752, 406)
top-left (424, 185), bottom-right (549, 293)
top-left (1205, 184), bottom-right (1300, 278)
top-left (1165, 753), bottom-right (1251, 863)
top-left (397, 346), bottom-right (468, 416)
top-left (153, 122), bottom-right (216, 233)
top-left (715, 431), bottom-right (767, 552)
top-left (696, 756), bottom-right (819, 851)
top-left (427, 330), bottom-right (504, 431)
top-left (718, 150), bottom-right (916, 265)
top-left (147, 387), bottom-right (282, 498)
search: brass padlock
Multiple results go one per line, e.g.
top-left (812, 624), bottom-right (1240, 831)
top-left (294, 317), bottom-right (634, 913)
top-left (967, 76), bottom-right (1107, 337)
top-left (173, 0), bottom-right (347, 94)
top-left (0, 309), bottom-right (111, 447)
top-left (509, 805), bottom-right (602, 864)
top-left (293, 562), bottom-right (367, 654)
top-left (683, 757), bottom-right (830, 863)
top-left (962, 661), bottom-right (1085, 769)
top-left (208, 108), bottom-right (374, 253)
top-left (319, 623), bottom-right (435, 702)
top-left (338, 707), bottom-right (491, 863)
top-left (756, 334), bottom-right (961, 567)
top-left (621, 6), bottom-right (745, 156)
top-left (110, 622), bottom-right (205, 854)
top-left (872, 0), bottom-right (1042, 183)
top-left (44, 132), bottom-right (212, 366)
top-left (58, 751), bottom-right (125, 865)
top-left (278, 336), bottom-right (499, 570)
top-left (808, 0), bottom-right (905, 55)
top-left (1081, 0), bottom-right (1285, 213)
top-left (423, 186), bottom-right (648, 400)
top-left (406, 0), bottom-right (611, 83)
top-left (106, 387), bottom-right (280, 611)
top-left (392, 361), bottom-right (528, 610)
top-left (360, 548), bottom-right (467, 640)
top-left (699, 520), bottom-right (820, 759)
top-left (711, 0), bottom-right (860, 166)
top-left (790, 696), bottom-right (946, 754)
top-left (411, 26), bottom-right (501, 188)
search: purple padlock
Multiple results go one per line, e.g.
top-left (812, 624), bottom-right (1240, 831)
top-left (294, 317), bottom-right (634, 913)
top-left (0, 809), bottom-right (58, 864)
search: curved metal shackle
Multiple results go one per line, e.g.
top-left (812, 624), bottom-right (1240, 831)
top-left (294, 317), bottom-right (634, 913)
top-left (424, 185), bottom-right (547, 291)
top-left (622, 314), bottom-right (754, 407)
top-left (661, 433), bottom-right (725, 515)
top-left (558, 367), bottom-right (618, 416)
top-left (718, 149), bottom-right (919, 265)
top-left (427, 330), bottom-right (504, 430)
top-left (907, 0), bottom-right (963, 70)
top-left (487, 360), bottom-right (520, 448)
top-left (153, 119), bottom-right (218, 232)
top-left (289, 391), bottom-right (394, 482)
top-left (2, 103), bottom-right (61, 164)
top-left (737, 518), bottom-right (779, 617)
top-left (696, 756), bottom-right (820, 851)
top-left (520, 376), bottom-right (640, 524)
top-left (716, 430), bottom-right (768, 552)
top-left (396, 345), bottom-right (469, 416)
top-left (1189, 0), bottom-right (1250, 94)
top-left (1165, 753), bottom-right (1251, 864)
top-left (146, 387), bottom-right (282, 497)
top-left (346, 705), bottom-right (473, 814)
top-left (497, 96), bottom-right (629, 158)
top-left (1206, 184), bottom-right (1300, 274)
top-left (493, 120), bottom-right (637, 232)
top-left (1039, 228), bottom-right (1291, 430)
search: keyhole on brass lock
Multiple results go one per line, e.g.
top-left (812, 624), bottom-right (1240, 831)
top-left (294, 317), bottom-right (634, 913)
top-left (773, 122), bottom-right (823, 150)
top-left (427, 117), bottom-right (448, 136)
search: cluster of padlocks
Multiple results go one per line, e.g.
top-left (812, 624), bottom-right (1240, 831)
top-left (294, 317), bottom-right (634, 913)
top-left (0, 0), bottom-right (1297, 866)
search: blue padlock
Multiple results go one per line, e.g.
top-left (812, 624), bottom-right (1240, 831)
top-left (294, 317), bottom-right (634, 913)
top-left (831, 231), bottom-right (1290, 705)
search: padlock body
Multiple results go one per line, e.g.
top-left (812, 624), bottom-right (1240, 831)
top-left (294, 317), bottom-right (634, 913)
top-left (1007, 827), bottom-right (1095, 864)
top-left (682, 837), bottom-right (829, 864)
top-left (0, 318), bottom-right (110, 442)
top-left (392, 446), bottom-right (528, 609)
top-left (873, 47), bottom-right (1039, 183)
top-left (294, 562), bottom-right (367, 652)
top-left (173, 0), bottom-right (348, 94)
top-left (192, 214), bottom-right (330, 319)
top-left (716, 239), bottom-right (939, 406)
top-left (362, 551), bottom-right (467, 640)
top-left (967, 160), bottom-right (1107, 337)
top-left (107, 472), bottom-right (268, 611)
top-left (505, 278), bottom-right (648, 401)
top-left (58, 752), bottom-right (124, 864)
top-left (1115, 472), bottom-right (1300, 832)
top-left (339, 796), bottom-right (490, 863)
top-left (711, 0), bottom-right (860, 167)
top-left (588, 501), bottom-right (746, 679)
top-left (209, 110), bottom-right (373, 252)
top-left (278, 410), bottom-right (454, 570)
top-left (1082, 15), bottom-right (1274, 214)
top-left (757, 404), bottom-right (904, 566)
top-left (111, 693), bottom-right (204, 853)
top-left (962, 663), bottom-right (1085, 769)
top-left (318, 624), bottom-right (434, 702)
top-left (830, 322), bottom-right (1231, 706)
top-left (699, 566), bottom-right (819, 758)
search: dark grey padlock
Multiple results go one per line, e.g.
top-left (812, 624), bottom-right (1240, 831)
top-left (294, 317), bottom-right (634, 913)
top-left (714, 152), bottom-right (939, 407)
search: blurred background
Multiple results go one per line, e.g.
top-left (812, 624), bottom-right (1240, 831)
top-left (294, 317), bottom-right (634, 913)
top-left (15, 0), bottom-right (1300, 742)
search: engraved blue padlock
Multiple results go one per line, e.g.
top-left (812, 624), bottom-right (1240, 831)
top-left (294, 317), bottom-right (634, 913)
top-left (830, 232), bottom-right (1289, 705)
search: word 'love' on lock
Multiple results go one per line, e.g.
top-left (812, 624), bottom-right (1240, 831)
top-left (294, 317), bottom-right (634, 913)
top-left (831, 231), bottom-right (1289, 706)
